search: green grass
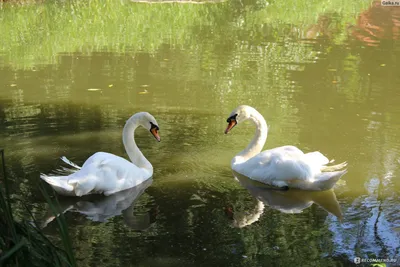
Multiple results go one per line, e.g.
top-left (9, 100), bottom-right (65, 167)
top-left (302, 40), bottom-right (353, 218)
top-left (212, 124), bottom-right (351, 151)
top-left (0, 0), bottom-right (218, 68)
top-left (0, 148), bottom-right (76, 267)
top-left (244, 0), bottom-right (372, 43)
top-left (0, 0), bottom-right (371, 69)
top-left (247, 0), bottom-right (371, 25)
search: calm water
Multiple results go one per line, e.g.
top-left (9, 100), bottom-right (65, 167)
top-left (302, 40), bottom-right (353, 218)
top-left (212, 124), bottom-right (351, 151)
top-left (1, 0), bottom-right (400, 266)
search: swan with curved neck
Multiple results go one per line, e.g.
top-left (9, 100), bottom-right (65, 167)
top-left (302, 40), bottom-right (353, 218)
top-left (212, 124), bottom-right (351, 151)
top-left (40, 112), bottom-right (160, 197)
top-left (225, 105), bottom-right (347, 191)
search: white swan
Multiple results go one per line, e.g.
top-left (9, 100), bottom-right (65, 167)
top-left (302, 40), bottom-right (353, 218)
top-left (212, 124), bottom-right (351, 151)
top-left (224, 105), bottom-right (347, 191)
top-left (40, 112), bottom-right (160, 197)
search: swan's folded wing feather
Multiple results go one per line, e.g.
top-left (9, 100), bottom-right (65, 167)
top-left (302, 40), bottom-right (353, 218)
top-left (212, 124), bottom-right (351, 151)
top-left (304, 151), bottom-right (329, 166)
top-left (241, 147), bottom-right (313, 182)
top-left (97, 154), bottom-right (151, 193)
top-left (81, 152), bottom-right (143, 176)
top-left (67, 152), bottom-right (148, 193)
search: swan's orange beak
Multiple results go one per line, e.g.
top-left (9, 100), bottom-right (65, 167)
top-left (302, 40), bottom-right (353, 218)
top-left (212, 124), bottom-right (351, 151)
top-left (150, 128), bottom-right (161, 142)
top-left (225, 119), bottom-right (237, 134)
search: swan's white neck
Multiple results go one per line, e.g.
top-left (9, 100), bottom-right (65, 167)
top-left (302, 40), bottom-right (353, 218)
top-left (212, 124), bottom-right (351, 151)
top-left (232, 108), bottom-right (268, 165)
top-left (122, 115), bottom-right (153, 174)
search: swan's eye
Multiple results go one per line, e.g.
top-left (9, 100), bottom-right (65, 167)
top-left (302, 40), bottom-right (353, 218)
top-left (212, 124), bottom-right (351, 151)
top-left (227, 114), bottom-right (238, 123)
top-left (149, 122), bottom-right (159, 131)
top-left (225, 114), bottom-right (238, 134)
top-left (149, 122), bottom-right (161, 142)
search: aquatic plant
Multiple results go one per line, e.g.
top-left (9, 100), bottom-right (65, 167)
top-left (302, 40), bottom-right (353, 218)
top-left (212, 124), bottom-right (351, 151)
top-left (0, 148), bottom-right (76, 267)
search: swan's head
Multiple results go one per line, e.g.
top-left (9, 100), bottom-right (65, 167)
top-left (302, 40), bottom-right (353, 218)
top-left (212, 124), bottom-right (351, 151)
top-left (135, 112), bottom-right (161, 142)
top-left (225, 105), bottom-right (253, 134)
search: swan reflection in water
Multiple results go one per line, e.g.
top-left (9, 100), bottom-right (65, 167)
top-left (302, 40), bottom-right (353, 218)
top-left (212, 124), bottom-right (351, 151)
top-left (227, 172), bottom-right (343, 228)
top-left (41, 178), bottom-right (156, 230)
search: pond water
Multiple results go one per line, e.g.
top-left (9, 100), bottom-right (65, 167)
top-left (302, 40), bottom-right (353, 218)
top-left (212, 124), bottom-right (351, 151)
top-left (0, 0), bottom-right (400, 266)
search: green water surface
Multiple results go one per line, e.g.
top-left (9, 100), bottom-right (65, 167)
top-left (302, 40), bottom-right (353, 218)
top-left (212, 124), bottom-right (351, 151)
top-left (0, 0), bottom-right (399, 266)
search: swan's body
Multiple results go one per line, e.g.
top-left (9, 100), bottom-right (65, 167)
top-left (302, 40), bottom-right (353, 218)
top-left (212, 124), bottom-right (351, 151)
top-left (225, 105), bottom-right (347, 191)
top-left (40, 112), bottom-right (160, 197)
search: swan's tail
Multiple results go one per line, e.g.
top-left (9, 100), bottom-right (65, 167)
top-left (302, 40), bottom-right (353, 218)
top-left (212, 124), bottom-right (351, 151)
top-left (40, 173), bottom-right (75, 195)
top-left (51, 156), bottom-right (82, 175)
top-left (40, 157), bottom-right (94, 196)
top-left (60, 156), bottom-right (81, 170)
top-left (320, 161), bottom-right (347, 172)
top-left (313, 168), bottom-right (347, 193)
top-left (40, 173), bottom-right (97, 197)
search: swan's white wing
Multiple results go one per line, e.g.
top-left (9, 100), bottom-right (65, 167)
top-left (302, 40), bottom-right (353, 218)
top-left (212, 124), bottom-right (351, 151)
top-left (60, 156), bottom-right (81, 169)
top-left (65, 152), bottom-right (151, 196)
top-left (303, 151), bottom-right (329, 166)
top-left (234, 145), bottom-right (315, 184)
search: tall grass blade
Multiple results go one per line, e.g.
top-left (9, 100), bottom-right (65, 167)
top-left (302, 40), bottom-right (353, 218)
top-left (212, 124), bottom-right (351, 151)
top-left (0, 238), bottom-right (26, 263)
top-left (0, 148), bottom-right (18, 242)
top-left (0, 148), bottom-right (77, 267)
top-left (39, 185), bottom-right (77, 267)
